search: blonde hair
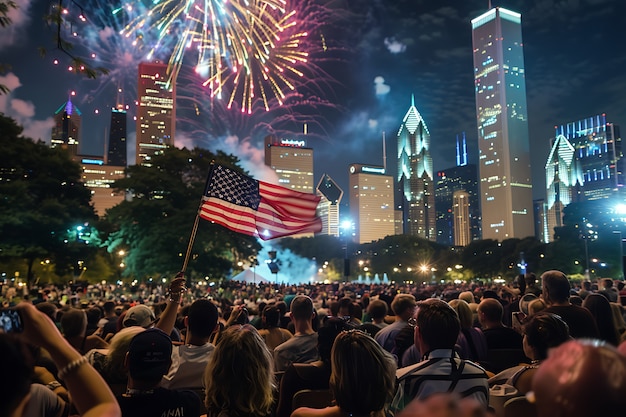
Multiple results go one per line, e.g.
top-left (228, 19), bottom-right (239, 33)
top-left (104, 326), bottom-right (145, 381)
top-left (528, 298), bottom-right (547, 316)
top-left (330, 330), bottom-right (396, 416)
top-left (449, 299), bottom-right (473, 329)
top-left (204, 325), bottom-right (274, 416)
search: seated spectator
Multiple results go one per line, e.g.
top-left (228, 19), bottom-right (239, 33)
top-left (1, 303), bottom-right (120, 417)
top-left (528, 297), bottom-right (547, 316)
top-left (276, 317), bottom-right (352, 417)
top-left (489, 312), bottom-right (571, 394)
top-left (162, 298), bottom-right (220, 390)
top-left (203, 325), bottom-right (274, 417)
top-left (532, 339), bottom-right (626, 417)
top-left (366, 299), bottom-right (389, 329)
top-left (61, 308), bottom-right (109, 355)
top-left (292, 330), bottom-right (396, 417)
top-left (541, 270), bottom-right (599, 339)
top-left (449, 299), bottom-right (488, 362)
top-left (477, 298), bottom-right (523, 350)
top-left (121, 305), bottom-right (156, 329)
top-left (391, 299), bottom-right (488, 413)
top-left (86, 326), bottom-right (145, 391)
top-left (274, 295), bottom-right (319, 372)
top-left (374, 294), bottom-right (416, 357)
top-left (117, 329), bottom-right (200, 417)
top-left (599, 278), bottom-right (619, 303)
top-left (258, 305), bottom-right (293, 351)
top-left (100, 301), bottom-right (119, 341)
top-left (582, 293), bottom-right (620, 346)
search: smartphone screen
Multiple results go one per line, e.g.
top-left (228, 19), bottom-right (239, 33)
top-left (0, 309), bottom-right (24, 333)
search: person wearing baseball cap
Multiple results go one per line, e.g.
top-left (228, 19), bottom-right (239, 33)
top-left (117, 329), bottom-right (201, 416)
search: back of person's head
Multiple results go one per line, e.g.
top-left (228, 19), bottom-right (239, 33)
top-left (528, 298), bottom-right (548, 316)
top-left (290, 295), bottom-right (315, 321)
top-left (126, 328), bottom-right (172, 383)
top-left (523, 313), bottom-right (571, 360)
top-left (275, 301), bottom-right (287, 316)
top-left (35, 302), bottom-right (58, 322)
top-left (416, 298), bottom-right (461, 350)
top-left (448, 299), bottom-right (473, 329)
top-left (0, 334), bottom-right (34, 417)
top-left (582, 281), bottom-right (592, 291)
top-left (532, 339), bottom-right (626, 417)
top-left (602, 278), bottom-right (614, 289)
top-left (330, 330), bottom-right (396, 415)
top-left (569, 295), bottom-right (583, 306)
top-left (86, 306), bottom-right (103, 326)
top-left (391, 294), bottom-right (417, 317)
top-left (318, 317), bottom-right (353, 363)
top-left (204, 325), bottom-right (274, 416)
top-left (367, 299), bottom-right (388, 321)
top-left (122, 304), bottom-right (156, 329)
top-left (262, 305), bottom-right (280, 328)
top-left (541, 270), bottom-right (570, 303)
top-left (187, 299), bottom-right (219, 338)
top-left (458, 291), bottom-right (475, 304)
top-left (61, 308), bottom-right (87, 338)
top-left (104, 326), bottom-right (145, 381)
top-left (525, 272), bottom-right (537, 287)
top-left (103, 301), bottom-right (116, 315)
top-left (582, 293), bottom-right (619, 346)
top-left (477, 298), bottom-right (503, 323)
top-left (338, 297), bottom-right (354, 317)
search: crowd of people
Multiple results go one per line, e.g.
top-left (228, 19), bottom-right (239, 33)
top-left (2, 270), bottom-right (626, 417)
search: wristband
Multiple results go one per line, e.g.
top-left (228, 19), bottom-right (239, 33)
top-left (46, 381), bottom-right (63, 391)
top-left (58, 356), bottom-right (88, 380)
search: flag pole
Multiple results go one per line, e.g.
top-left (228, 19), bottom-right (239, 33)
top-left (181, 162), bottom-right (216, 275)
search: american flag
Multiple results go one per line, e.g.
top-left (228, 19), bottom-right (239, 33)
top-left (199, 164), bottom-right (322, 240)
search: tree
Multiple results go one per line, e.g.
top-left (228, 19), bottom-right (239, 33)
top-left (0, 114), bottom-right (97, 286)
top-left (102, 147), bottom-right (261, 281)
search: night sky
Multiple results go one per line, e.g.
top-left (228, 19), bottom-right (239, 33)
top-left (1, 0), bottom-right (624, 203)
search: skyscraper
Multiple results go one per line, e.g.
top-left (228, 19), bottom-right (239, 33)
top-left (79, 156), bottom-right (126, 216)
top-left (107, 107), bottom-right (127, 167)
top-left (471, 7), bottom-right (534, 240)
top-left (264, 135), bottom-right (314, 193)
top-left (349, 164), bottom-right (395, 244)
top-left (435, 133), bottom-right (480, 246)
top-left (453, 190), bottom-right (471, 247)
top-left (51, 98), bottom-right (81, 156)
top-left (556, 114), bottom-right (622, 201)
top-left (136, 62), bottom-right (176, 166)
top-left (397, 95), bottom-right (436, 241)
top-left (543, 134), bottom-right (582, 242)
top-left (316, 174), bottom-right (343, 237)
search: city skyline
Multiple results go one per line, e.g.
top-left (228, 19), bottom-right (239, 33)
top-left (0, 0), bottom-right (624, 206)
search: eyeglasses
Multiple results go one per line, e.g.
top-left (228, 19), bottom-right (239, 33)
top-left (408, 317), bottom-right (417, 328)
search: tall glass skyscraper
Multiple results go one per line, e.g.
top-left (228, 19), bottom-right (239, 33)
top-left (107, 107), bottom-right (127, 167)
top-left (397, 95), bottom-right (436, 241)
top-left (136, 62), bottom-right (176, 166)
top-left (471, 7), bottom-right (534, 240)
top-left (51, 98), bottom-right (81, 157)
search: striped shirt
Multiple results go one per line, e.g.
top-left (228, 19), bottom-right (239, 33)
top-left (390, 349), bottom-right (489, 413)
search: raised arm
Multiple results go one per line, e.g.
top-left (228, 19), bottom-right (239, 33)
top-left (155, 273), bottom-right (187, 336)
top-left (16, 303), bottom-right (121, 417)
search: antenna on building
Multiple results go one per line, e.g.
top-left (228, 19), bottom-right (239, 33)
top-left (115, 81), bottom-right (124, 110)
top-left (411, 94), bottom-right (415, 107)
top-left (303, 123), bottom-right (308, 135)
top-left (103, 126), bottom-right (108, 164)
top-left (488, 0), bottom-right (492, 9)
top-left (382, 131), bottom-right (387, 171)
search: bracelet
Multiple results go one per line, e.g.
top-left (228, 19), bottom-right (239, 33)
top-left (46, 381), bottom-right (63, 391)
top-left (58, 356), bottom-right (88, 380)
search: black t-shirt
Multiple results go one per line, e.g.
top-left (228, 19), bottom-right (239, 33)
top-left (482, 326), bottom-right (523, 350)
top-left (544, 305), bottom-right (599, 339)
top-left (117, 387), bottom-right (201, 417)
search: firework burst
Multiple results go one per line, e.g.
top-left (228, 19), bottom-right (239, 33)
top-left (121, 0), bottom-right (313, 113)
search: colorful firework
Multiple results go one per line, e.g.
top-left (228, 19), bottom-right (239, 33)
top-left (121, 0), bottom-right (312, 113)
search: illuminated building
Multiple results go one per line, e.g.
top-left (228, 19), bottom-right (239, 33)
top-left (543, 134), bottom-right (582, 242)
top-left (136, 62), bottom-right (176, 166)
top-left (79, 157), bottom-right (126, 216)
top-left (264, 135), bottom-right (314, 193)
top-left (397, 95), bottom-right (436, 241)
top-left (556, 114), bottom-right (622, 201)
top-left (435, 133), bottom-right (480, 246)
top-left (453, 190), bottom-right (471, 247)
top-left (349, 164), bottom-right (395, 244)
top-left (472, 7), bottom-right (534, 240)
top-left (51, 98), bottom-right (81, 156)
top-left (316, 174), bottom-right (343, 237)
top-left (107, 108), bottom-right (127, 167)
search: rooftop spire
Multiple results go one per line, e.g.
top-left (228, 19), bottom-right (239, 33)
top-left (411, 94), bottom-right (415, 107)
